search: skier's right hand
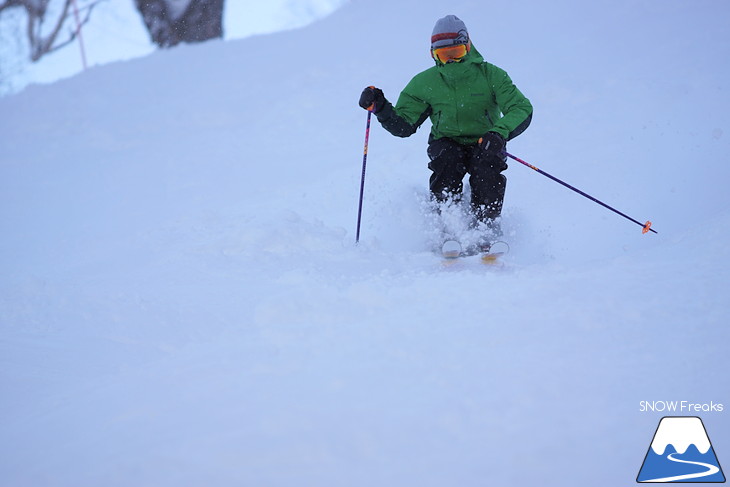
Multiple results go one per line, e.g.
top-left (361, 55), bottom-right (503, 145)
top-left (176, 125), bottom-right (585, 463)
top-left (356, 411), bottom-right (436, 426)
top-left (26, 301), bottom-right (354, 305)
top-left (359, 86), bottom-right (385, 113)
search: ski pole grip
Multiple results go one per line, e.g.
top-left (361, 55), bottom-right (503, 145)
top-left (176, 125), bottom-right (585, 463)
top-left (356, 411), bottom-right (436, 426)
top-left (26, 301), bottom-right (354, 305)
top-left (366, 85), bottom-right (376, 112)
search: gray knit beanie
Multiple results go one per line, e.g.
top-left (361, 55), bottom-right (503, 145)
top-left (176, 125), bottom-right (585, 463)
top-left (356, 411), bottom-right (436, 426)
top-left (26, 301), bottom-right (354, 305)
top-left (431, 15), bottom-right (469, 49)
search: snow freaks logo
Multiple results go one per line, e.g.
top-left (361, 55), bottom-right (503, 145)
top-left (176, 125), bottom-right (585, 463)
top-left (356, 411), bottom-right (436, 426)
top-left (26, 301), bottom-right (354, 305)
top-left (640, 401), bottom-right (724, 413)
top-left (637, 416), bottom-right (726, 483)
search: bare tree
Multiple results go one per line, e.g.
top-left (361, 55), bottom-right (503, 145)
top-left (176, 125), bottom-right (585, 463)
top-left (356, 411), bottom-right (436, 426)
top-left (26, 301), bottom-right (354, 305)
top-left (0, 0), bottom-right (99, 62)
top-left (134, 0), bottom-right (224, 48)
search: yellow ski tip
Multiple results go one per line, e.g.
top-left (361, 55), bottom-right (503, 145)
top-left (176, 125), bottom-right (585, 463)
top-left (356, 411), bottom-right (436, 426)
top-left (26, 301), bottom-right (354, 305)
top-left (481, 252), bottom-right (504, 264)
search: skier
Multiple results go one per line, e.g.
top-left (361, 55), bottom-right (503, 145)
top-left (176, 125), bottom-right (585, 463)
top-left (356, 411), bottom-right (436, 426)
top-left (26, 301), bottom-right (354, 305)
top-left (359, 15), bottom-right (532, 252)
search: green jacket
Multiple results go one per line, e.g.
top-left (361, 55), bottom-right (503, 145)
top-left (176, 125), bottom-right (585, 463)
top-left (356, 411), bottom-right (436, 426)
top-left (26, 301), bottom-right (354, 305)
top-left (376, 45), bottom-right (532, 145)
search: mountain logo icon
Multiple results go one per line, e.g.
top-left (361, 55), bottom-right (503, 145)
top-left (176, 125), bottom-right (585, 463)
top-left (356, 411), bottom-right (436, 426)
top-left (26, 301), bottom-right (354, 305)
top-left (637, 416), bottom-right (726, 483)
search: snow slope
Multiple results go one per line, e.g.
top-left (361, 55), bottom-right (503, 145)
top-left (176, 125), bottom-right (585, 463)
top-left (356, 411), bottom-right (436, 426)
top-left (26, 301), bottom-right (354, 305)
top-left (1, 1), bottom-right (729, 486)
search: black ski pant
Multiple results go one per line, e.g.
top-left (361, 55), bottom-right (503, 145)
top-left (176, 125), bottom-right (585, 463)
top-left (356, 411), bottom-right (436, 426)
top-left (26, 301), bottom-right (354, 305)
top-left (427, 137), bottom-right (508, 223)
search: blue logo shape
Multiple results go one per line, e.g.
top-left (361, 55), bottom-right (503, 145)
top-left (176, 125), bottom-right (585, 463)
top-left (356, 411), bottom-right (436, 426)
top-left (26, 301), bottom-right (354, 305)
top-left (637, 416), bottom-right (725, 483)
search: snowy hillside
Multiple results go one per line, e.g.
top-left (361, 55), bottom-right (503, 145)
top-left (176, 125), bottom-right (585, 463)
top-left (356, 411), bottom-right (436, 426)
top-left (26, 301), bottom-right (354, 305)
top-left (1, 1), bottom-right (729, 486)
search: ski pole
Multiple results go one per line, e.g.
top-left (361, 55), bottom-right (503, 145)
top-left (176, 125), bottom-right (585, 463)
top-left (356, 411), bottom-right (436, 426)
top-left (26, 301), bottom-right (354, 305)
top-left (355, 108), bottom-right (373, 243)
top-left (503, 150), bottom-right (657, 234)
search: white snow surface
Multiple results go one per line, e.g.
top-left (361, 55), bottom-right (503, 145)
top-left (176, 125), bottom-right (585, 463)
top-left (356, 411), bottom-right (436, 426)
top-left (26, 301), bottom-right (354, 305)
top-left (1, 1), bottom-right (730, 486)
top-left (651, 417), bottom-right (712, 455)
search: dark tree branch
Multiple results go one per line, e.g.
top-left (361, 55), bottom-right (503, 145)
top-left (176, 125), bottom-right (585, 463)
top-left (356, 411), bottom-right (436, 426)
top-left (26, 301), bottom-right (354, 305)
top-left (43, 1), bottom-right (98, 58)
top-left (0, 1), bottom-right (25, 13)
top-left (0, 0), bottom-right (102, 62)
top-left (29, 0), bottom-right (72, 61)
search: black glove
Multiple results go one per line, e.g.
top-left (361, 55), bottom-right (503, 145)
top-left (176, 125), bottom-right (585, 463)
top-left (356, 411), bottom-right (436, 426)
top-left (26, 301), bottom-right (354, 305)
top-left (478, 131), bottom-right (505, 158)
top-left (359, 86), bottom-right (386, 113)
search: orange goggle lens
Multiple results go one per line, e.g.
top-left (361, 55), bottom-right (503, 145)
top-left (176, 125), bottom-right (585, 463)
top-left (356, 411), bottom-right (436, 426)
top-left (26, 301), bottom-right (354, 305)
top-left (432, 43), bottom-right (469, 63)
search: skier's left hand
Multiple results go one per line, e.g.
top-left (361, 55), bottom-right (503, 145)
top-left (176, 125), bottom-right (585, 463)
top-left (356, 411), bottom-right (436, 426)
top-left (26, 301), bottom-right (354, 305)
top-left (478, 131), bottom-right (505, 158)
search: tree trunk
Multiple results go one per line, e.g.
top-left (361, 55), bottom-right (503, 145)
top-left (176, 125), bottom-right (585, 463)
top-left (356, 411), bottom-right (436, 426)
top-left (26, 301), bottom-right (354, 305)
top-left (134, 0), bottom-right (224, 48)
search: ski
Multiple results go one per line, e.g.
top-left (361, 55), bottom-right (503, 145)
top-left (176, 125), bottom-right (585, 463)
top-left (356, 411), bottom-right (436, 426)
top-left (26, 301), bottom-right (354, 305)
top-left (440, 240), bottom-right (509, 264)
top-left (441, 240), bottom-right (462, 259)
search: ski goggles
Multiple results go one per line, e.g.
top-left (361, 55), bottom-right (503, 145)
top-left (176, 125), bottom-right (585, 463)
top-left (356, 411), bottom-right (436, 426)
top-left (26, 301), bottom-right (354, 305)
top-left (432, 43), bottom-right (470, 64)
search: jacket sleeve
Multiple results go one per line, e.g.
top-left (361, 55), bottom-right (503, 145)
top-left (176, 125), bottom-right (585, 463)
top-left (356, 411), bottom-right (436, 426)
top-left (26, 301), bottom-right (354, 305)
top-left (375, 83), bottom-right (432, 138)
top-left (488, 65), bottom-right (533, 141)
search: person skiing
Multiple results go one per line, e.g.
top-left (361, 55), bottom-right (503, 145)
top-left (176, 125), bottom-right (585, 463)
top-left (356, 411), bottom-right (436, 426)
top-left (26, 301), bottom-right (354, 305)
top-left (359, 15), bottom-right (532, 252)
